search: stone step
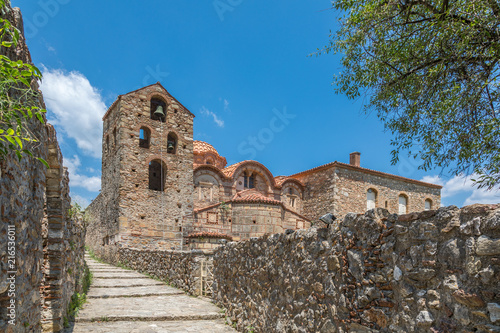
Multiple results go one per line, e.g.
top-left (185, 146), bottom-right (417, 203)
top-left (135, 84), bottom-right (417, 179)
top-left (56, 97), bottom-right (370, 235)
top-left (65, 319), bottom-right (236, 332)
top-left (92, 271), bottom-right (148, 279)
top-left (87, 285), bottom-right (183, 298)
top-left (91, 278), bottom-right (166, 288)
top-left (75, 295), bottom-right (225, 323)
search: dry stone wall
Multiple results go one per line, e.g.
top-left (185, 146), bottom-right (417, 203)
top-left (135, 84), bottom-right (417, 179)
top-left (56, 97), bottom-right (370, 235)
top-left (213, 204), bottom-right (500, 333)
top-left (90, 246), bottom-right (212, 296)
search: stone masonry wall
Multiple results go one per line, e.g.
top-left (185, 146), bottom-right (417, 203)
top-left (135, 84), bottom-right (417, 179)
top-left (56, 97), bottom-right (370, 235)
top-left (213, 204), bottom-right (500, 333)
top-left (98, 84), bottom-right (195, 250)
top-left (294, 164), bottom-right (441, 221)
top-left (0, 4), bottom-right (87, 332)
top-left (0, 4), bottom-right (48, 332)
top-left (294, 166), bottom-right (336, 221)
top-left (88, 245), bottom-right (212, 296)
top-left (334, 166), bottom-right (441, 218)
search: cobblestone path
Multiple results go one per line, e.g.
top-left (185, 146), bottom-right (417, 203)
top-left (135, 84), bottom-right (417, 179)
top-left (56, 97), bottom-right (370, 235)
top-left (66, 254), bottom-right (236, 332)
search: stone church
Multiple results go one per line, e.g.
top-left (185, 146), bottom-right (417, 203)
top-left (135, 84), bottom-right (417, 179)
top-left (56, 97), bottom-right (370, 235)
top-left (87, 83), bottom-right (441, 250)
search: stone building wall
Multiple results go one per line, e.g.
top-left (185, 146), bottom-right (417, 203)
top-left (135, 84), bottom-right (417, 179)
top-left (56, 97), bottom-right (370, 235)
top-left (97, 84), bottom-right (195, 250)
top-left (0, 4), bottom-right (87, 332)
top-left (294, 164), bottom-right (441, 221)
top-left (334, 165), bottom-right (441, 218)
top-left (293, 166), bottom-right (337, 221)
top-left (186, 203), bottom-right (311, 242)
top-left (213, 204), bottom-right (500, 333)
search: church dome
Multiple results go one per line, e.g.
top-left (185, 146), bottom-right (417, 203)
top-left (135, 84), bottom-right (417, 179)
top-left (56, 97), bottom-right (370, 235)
top-left (193, 141), bottom-right (220, 156)
top-left (193, 141), bottom-right (227, 168)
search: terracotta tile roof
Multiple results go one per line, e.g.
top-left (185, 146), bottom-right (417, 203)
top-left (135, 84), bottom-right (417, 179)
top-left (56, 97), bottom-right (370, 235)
top-left (222, 161), bottom-right (245, 177)
top-left (187, 232), bottom-right (233, 241)
top-left (193, 189), bottom-right (311, 222)
top-left (231, 189), bottom-right (282, 205)
top-left (290, 161), bottom-right (442, 189)
top-left (193, 141), bottom-right (220, 156)
top-left (274, 176), bottom-right (304, 188)
top-left (274, 176), bottom-right (288, 186)
top-left (194, 202), bottom-right (223, 213)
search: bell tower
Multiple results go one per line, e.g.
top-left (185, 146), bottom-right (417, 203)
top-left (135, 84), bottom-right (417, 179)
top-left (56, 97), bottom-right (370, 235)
top-left (100, 83), bottom-right (195, 249)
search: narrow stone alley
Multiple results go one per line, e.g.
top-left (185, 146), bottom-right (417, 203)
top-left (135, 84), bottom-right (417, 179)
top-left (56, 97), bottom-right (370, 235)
top-left (66, 254), bottom-right (236, 333)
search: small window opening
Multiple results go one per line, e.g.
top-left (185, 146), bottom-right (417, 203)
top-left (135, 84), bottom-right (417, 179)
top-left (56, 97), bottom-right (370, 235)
top-left (289, 187), bottom-right (293, 195)
top-left (206, 157), bottom-right (215, 165)
top-left (425, 199), bottom-right (432, 211)
top-left (385, 201), bottom-right (388, 209)
top-left (106, 135), bottom-right (109, 153)
top-left (149, 160), bottom-right (166, 191)
top-left (113, 128), bottom-right (117, 148)
top-left (290, 197), bottom-right (296, 208)
top-left (139, 127), bottom-right (150, 148)
top-left (167, 133), bottom-right (177, 154)
top-left (367, 188), bottom-right (377, 210)
top-left (399, 194), bottom-right (408, 214)
top-left (151, 98), bottom-right (167, 122)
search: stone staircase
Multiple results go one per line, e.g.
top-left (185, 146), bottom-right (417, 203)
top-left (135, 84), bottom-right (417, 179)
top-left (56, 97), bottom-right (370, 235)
top-left (65, 253), bottom-right (236, 332)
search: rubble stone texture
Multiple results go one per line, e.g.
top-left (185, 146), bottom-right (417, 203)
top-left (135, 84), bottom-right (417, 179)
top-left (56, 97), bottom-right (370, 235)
top-left (0, 4), bottom-right (87, 332)
top-left (213, 204), bottom-right (500, 333)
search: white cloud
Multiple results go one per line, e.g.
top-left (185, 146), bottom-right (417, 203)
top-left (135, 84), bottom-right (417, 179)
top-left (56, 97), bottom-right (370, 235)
top-left (40, 68), bottom-right (107, 158)
top-left (421, 174), bottom-right (500, 206)
top-left (223, 99), bottom-right (230, 112)
top-left (64, 155), bottom-right (101, 192)
top-left (464, 189), bottom-right (500, 205)
top-left (200, 106), bottom-right (224, 127)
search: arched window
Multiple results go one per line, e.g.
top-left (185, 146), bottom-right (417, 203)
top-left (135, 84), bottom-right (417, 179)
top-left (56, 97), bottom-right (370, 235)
top-left (399, 194), bottom-right (408, 214)
top-left (167, 133), bottom-right (177, 154)
top-left (149, 160), bottom-right (166, 191)
top-left (206, 157), bottom-right (215, 165)
top-left (139, 127), bottom-right (150, 148)
top-left (367, 188), bottom-right (377, 210)
top-left (244, 172), bottom-right (255, 189)
top-left (150, 98), bottom-right (167, 122)
top-left (425, 199), bottom-right (432, 211)
top-left (289, 187), bottom-right (293, 195)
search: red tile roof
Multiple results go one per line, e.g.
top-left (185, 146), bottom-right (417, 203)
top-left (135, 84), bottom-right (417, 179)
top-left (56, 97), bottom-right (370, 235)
top-left (231, 189), bottom-right (282, 205)
top-left (274, 176), bottom-right (304, 188)
top-left (193, 141), bottom-right (221, 156)
top-left (222, 161), bottom-right (245, 177)
top-left (187, 232), bottom-right (233, 241)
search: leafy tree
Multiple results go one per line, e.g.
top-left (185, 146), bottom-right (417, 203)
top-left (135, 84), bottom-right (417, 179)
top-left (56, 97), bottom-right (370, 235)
top-left (321, 0), bottom-right (500, 189)
top-left (0, 0), bottom-right (47, 165)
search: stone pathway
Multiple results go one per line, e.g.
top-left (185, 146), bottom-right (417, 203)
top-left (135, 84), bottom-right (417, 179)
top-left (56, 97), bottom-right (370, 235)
top-left (65, 254), bottom-right (236, 333)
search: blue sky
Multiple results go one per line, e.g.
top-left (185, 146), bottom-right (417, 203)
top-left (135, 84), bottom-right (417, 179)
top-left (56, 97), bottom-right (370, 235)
top-left (14, 0), bottom-right (499, 208)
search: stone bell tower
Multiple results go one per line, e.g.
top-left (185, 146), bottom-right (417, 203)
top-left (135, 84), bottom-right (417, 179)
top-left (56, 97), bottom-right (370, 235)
top-left (99, 83), bottom-right (195, 249)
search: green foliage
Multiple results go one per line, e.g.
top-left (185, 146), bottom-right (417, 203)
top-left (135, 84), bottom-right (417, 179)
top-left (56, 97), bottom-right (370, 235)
top-left (68, 201), bottom-right (90, 224)
top-left (322, 0), bottom-right (500, 189)
top-left (0, 0), bottom-right (47, 165)
top-left (66, 265), bottom-right (92, 323)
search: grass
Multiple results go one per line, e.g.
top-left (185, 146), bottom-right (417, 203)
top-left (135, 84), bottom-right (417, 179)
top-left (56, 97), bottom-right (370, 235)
top-left (64, 264), bottom-right (93, 327)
